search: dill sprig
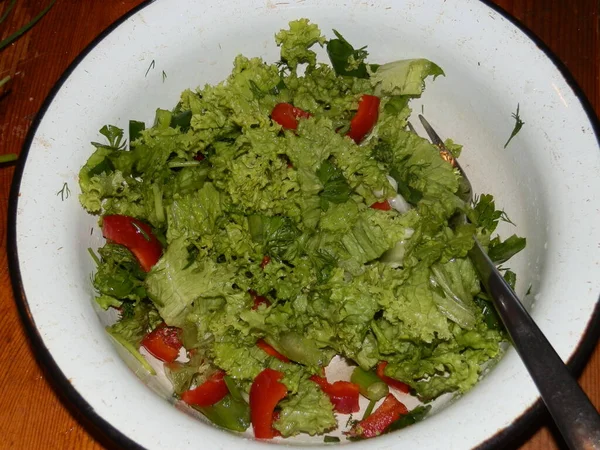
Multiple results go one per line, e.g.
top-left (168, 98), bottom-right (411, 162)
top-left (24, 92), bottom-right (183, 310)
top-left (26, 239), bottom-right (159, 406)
top-left (145, 59), bottom-right (155, 77)
top-left (56, 182), bottom-right (70, 200)
top-left (131, 222), bottom-right (151, 242)
top-left (504, 103), bottom-right (525, 148)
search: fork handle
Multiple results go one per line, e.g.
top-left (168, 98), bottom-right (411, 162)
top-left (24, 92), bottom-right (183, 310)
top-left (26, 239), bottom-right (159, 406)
top-left (469, 240), bottom-right (600, 450)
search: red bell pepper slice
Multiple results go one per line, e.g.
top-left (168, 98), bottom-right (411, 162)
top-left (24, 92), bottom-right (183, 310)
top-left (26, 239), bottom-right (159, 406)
top-left (271, 103), bottom-right (311, 130)
top-left (102, 214), bottom-right (162, 272)
top-left (257, 339), bottom-right (290, 362)
top-left (250, 368), bottom-right (288, 439)
top-left (376, 362), bottom-right (410, 393)
top-left (181, 370), bottom-right (229, 407)
top-left (250, 290), bottom-right (270, 310)
top-left (370, 200), bottom-right (392, 211)
top-left (347, 95), bottom-right (380, 143)
top-left (310, 375), bottom-right (360, 414)
top-left (141, 324), bottom-right (183, 363)
top-left (260, 255), bottom-right (271, 269)
top-left (347, 393), bottom-right (408, 438)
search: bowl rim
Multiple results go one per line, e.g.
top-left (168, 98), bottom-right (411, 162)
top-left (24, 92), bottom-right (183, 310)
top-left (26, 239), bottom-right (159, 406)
top-left (7, 0), bottom-right (600, 449)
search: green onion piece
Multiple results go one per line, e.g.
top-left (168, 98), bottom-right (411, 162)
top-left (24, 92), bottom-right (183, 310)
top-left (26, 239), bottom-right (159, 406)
top-left (351, 367), bottom-right (389, 401)
top-left (362, 399), bottom-right (377, 420)
top-left (196, 394), bottom-right (250, 432)
top-left (324, 436), bottom-right (340, 443)
top-left (87, 247), bottom-right (101, 266)
top-left (107, 330), bottom-right (156, 375)
top-left (152, 184), bottom-right (165, 223)
top-left (0, 0), bottom-right (17, 26)
top-left (167, 161), bottom-right (201, 168)
top-left (223, 376), bottom-right (245, 402)
top-left (0, 153), bottom-right (18, 164)
top-left (0, 0), bottom-right (56, 52)
top-left (0, 75), bottom-right (11, 90)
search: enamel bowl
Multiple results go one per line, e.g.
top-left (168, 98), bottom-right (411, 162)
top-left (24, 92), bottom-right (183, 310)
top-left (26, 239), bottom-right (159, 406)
top-left (9, 0), bottom-right (600, 448)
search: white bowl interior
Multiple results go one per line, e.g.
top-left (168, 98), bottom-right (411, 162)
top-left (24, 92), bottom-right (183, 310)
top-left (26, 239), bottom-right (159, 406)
top-left (13, 0), bottom-right (600, 448)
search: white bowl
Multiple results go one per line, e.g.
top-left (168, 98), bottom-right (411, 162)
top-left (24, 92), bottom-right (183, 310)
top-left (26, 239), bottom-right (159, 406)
top-left (8, 0), bottom-right (600, 449)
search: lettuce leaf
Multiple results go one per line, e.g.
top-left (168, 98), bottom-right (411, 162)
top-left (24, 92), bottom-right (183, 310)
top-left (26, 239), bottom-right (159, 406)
top-left (275, 19), bottom-right (326, 71)
top-left (273, 378), bottom-right (336, 437)
top-left (145, 237), bottom-right (237, 326)
top-left (370, 59), bottom-right (444, 97)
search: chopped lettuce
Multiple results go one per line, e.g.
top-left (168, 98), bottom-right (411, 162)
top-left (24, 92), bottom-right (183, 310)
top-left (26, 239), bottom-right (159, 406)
top-left (275, 19), bottom-right (325, 71)
top-left (370, 59), bottom-right (444, 97)
top-left (145, 237), bottom-right (237, 326)
top-left (274, 379), bottom-right (336, 437)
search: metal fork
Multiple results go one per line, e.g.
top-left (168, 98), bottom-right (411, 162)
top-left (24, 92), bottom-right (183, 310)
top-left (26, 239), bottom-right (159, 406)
top-left (414, 114), bottom-right (600, 450)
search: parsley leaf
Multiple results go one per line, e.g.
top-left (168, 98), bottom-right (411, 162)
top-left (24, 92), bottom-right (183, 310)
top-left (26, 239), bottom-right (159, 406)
top-left (326, 30), bottom-right (369, 78)
top-left (316, 159), bottom-right (352, 208)
top-left (488, 234), bottom-right (526, 264)
top-left (469, 194), bottom-right (508, 233)
top-left (92, 125), bottom-right (126, 151)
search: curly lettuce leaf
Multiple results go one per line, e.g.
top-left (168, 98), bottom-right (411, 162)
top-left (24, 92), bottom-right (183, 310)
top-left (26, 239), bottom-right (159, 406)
top-left (370, 58), bottom-right (444, 97)
top-left (273, 378), bottom-right (336, 437)
top-left (145, 237), bottom-right (237, 326)
top-left (275, 19), bottom-right (326, 71)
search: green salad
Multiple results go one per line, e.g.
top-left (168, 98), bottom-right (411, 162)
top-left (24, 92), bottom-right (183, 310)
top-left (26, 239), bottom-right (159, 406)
top-left (79, 19), bottom-right (525, 440)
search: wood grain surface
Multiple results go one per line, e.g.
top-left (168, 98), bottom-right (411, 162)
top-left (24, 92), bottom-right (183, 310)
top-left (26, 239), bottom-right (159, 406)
top-left (0, 1), bottom-right (598, 449)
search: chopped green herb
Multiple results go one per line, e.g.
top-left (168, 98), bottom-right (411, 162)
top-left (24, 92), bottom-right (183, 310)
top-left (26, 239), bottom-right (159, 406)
top-left (0, 0), bottom-right (17, 26)
top-left (316, 159), bottom-right (352, 208)
top-left (56, 182), bottom-right (70, 201)
top-left (129, 120), bottom-right (146, 146)
top-left (503, 269), bottom-right (517, 290)
top-left (169, 109), bottom-right (193, 131)
top-left (162, 70), bottom-right (167, 82)
top-left (345, 414), bottom-right (356, 428)
top-left (145, 59), bottom-right (156, 77)
top-left (0, 75), bottom-right (10, 90)
top-left (88, 247), bottom-right (101, 266)
top-left (92, 125), bottom-right (126, 150)
top-left (0, 0), bottom-right (56, 52)
top-left (385, 405), bottom-right (431, 433)
top-left (326, 30), bottom-right (369, 78)
top-left (131, 222), bottom-right (151, 242)
top-left (504, 103), bottom-right (524, 148)
top-left (0, 152), bottom-right (18, 164)
top-left (526, 284), bottom-right (532, 296)
top-left (474, 294), bottom-right (503, 331)
top-left (324, 436), bottom-right (340, 443)
top-left (488, 234), bottom-right (526, 264)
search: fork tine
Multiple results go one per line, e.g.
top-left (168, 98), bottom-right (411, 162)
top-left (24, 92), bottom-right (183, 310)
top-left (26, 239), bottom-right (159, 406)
top-left (417, 114), bottom-right (445, 147)
top-left (418, 114), bottom-right (457, 168)
top-left (417, 114), bottom-right (473, 204)
top-left (407, 121), bottom-right (417, 134)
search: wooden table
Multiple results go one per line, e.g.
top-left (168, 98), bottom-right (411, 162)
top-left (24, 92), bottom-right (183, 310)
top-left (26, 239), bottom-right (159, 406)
top-left (0, 1), bottom-right (598, 448)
